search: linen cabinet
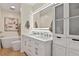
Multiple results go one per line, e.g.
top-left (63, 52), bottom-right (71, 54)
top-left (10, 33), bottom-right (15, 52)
top-left (53, 3), bottom-right (79, 56)
top-left (66, 3), bottom-right (79, 56)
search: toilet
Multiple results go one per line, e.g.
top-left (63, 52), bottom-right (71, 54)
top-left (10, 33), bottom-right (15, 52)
top-left (11, 40), bottom-right (21, 51)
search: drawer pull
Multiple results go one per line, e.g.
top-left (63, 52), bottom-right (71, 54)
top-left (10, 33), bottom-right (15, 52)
top-left (57, 36), bottom-right (61, 38)
top-left (72, 39), bottom-right (79, 41)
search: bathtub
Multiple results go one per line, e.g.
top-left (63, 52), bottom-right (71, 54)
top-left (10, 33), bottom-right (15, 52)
top-left (1, 36), bottom-right (21, 48)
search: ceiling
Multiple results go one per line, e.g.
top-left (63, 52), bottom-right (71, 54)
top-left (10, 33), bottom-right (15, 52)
top-left (0, 3), bottom-right (21, 13)
top-left (0, 3), bottom-right (46, 13)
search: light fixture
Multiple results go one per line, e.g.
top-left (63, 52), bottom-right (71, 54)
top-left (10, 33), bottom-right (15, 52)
top-left (10, 6), bottom-right (15, 10)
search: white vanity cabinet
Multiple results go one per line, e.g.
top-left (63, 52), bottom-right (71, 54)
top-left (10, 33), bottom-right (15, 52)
top-left (26, 37), bottom-right (34, 56)
top-left (22, 34), bottom-right (52, 56)
top-left (33, 39), bottom-right (52, 56)
top-left (22, 35), bottom-right (35, 56)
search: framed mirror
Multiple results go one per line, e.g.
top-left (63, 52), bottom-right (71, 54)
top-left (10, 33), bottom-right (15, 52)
top-left (33, 5), bottom-right (53, 32)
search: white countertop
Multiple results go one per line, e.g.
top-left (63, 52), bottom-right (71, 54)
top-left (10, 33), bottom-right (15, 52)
top-left (22, 34), bottom-right (53, 42)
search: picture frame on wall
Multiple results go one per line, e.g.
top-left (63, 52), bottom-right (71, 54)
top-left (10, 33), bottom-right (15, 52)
top-left (4, 17), bottom-right (18, 31)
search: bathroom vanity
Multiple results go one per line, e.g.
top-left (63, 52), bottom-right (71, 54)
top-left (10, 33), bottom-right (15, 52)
top-left (22, 29), bottom-right (53, 56)
top-left (21, 3), bottom-right (79, 56)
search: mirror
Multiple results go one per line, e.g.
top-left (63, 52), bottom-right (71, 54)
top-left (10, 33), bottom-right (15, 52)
top-left (33, 5), bottom-right (53, 31)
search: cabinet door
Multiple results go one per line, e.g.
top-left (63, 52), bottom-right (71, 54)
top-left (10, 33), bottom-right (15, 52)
top-left (69, 3), bottom-right (79, 17)
top-left (66, 3), bottom-right (79, 56)
top-left (27, 38), bottom-right (34, 56)
top-left (21, 35), bottom-right (27, 52)
top-left (54, 4), bottom-right (67, 46)
top-left (34, 46), bottom-right (45, 56)
top-left (33, 40), bottom-right (45, 56)
top-left (33, 40), bottom-right (40, 56)
top-left (68, 48), bottom-right (79, 56)
top-left (53, 44), bottom-right (66, 56)
top-left (55, 20), bottom-right (64, 34)
top-left (69, 16), bottom-right (79, 35)
top-left (55, 4), bottom-right (64, 19)
top-left (53, 36), bottom-right (66, 47)
top-left (55, 4), bottom-right (64, 34)
top-left (69, 3), bottom-right (79, 35)
top-left (54, 4), bottom-right (66, 46)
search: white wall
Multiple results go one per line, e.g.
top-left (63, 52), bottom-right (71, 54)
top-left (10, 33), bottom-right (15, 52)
top-left (0, 8), bottom-right (20, 37)
top-left (0, 8), bottom-right (3, 34)
top-left (21, 4), bottom-right (48, 35)
top-left (21, 4), bottom-right (33, 52)
top-left (32, 3), bottom-right (46, 12)
top-left (21, 4), bottom-right (33, 35)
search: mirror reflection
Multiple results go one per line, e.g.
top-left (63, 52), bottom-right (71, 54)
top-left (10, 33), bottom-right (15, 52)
top-left (33, 5), bottom-right (53, 32)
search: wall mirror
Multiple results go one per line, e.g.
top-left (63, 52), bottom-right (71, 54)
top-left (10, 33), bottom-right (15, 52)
top-left (33, 5), bottom-right (53, 32)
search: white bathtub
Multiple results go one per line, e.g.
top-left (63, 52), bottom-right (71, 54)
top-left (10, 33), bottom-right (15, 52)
top-left (1, 36), bottom-right (21, 48)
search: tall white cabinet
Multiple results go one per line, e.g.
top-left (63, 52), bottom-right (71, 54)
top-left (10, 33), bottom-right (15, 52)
top-left (53, 3), bottom-right (79, 56)
top-left (67, 3), bottom-right (79, 56)
top-left (53, 4), bottom-right (67, 56)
